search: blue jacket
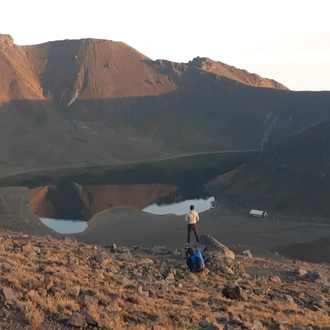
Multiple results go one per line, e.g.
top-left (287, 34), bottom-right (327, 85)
top-left (187, 250), bottom-right (205, 272)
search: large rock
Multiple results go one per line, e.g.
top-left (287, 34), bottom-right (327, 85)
top-left (151, 246), bottom-right (168, 254)
top-left (302, 271), bottom-right (324, 282)
top-left (242, 249), bottom-right (252, 258)
top-left (85, 313), bottom-right (98, 326)
top-left (151, 246), bottom-right (177, 255)
top-left (83, 295), bottom-right (99, 309)
top-left (269, 276), bottom-right (282, 283)
top-left (295, 267), bottom-right (308, 277)
top-left (219, 266), bottom-right (235, 275)
top-left (199, 234), bottom-right (235, 259)
top-left (203, 323), bottom-right (222, 330)
top-left (0, 287), bottom-right (19, 304)
top-left (222, 285), bottom-right (245, 300)
top-left (67, 312), bottom-right (87, 328)
top-left (204, 251), bottom-right (245, 273)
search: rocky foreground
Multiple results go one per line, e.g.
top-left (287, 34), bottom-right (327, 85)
top-left (0, 230), bottom-right (329, 330)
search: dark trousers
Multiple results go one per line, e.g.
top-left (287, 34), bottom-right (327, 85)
top-left (187, 223), bottom-right (199, 243)
top-left (186, 257), bottom-right (194, 271)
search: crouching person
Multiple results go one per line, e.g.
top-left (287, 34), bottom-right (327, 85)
top-left (186, 247), bottom-right (205, 273)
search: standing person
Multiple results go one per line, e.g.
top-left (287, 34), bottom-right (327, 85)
top-left (185, 204), bottom-right (199, 244)
top-left (186, 247), bottom-right (205, 272)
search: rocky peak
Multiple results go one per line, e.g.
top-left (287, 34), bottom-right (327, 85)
top-left (0, 34), bottom-right (14, 50)
top-left (188, 56), bottom-right (215, 69)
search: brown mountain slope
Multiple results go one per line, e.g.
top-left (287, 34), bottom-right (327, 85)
top-left (187, 57), bottom-right (288, 90)
top-left (210, 120), bottom-right (330, 217)
top-left (24, 38), bottom-right (177, 104)
top-left (0, 35), bottom-right (44, 103)
top-left (0, 35), bottom-right (330, 175)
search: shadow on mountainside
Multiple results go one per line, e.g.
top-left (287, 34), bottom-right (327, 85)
top-left (0, 75), bottom-right (330, 175)
top-left (209, 120), bottom-right (330, 218)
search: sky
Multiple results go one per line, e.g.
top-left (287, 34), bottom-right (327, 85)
top-left (1, 0), bottom-right (329, 91)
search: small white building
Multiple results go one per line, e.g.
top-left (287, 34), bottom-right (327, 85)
top-left (249, 209), bottom-right (268, 218)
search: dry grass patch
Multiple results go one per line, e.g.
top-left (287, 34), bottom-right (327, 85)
top-left (21, 300), bottom-right (44, 327)
top-left (56, 296), bottom-right (80, 313)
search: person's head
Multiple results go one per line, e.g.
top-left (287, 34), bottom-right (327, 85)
top-left (190, 205), bottom-right (194, 211)
top-left (186, 247), bottom-right (195, 256)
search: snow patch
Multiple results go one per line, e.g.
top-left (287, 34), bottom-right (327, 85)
top-left (67, 91), bottom-right (80, 108)
top-left (259, 112), bottom-right (278, 150)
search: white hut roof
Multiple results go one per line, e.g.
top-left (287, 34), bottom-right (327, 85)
top-left (249, 209), bottom-right (264, 215)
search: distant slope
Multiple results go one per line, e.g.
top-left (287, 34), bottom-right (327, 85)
top-left (0, 34), bottom-right (330, 175)
top-left (210, 120), bottom-right (330, 216)
top-left (187, 57), bottom-right (288, 90)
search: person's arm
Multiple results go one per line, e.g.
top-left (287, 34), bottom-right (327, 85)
top-left (196, 212), bottom-right (200, 222)
top-left (185, 213), bottom-right (189, 222)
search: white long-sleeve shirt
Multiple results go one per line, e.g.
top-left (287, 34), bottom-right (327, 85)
top-left (185, 210), bottom-right (199, 224)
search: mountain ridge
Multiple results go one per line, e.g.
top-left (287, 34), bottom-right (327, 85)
top-left (1, 34), bottom-right (330, 174)
top-left (1, 34), bottom-right (288, 106)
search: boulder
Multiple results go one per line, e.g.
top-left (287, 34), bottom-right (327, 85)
top-left (302, 271), bottom-right (324, 282)
top-left (0, 287), bottom-right (19, 304)
top-left (85, 313), bottom-right (98, 326)
top-left (269, 276), bottom-right (282, 283)
top-left (199, 234), bottom-right (235, 259)
top-left (151, 246), bottom-right (177, 255)
top-left (205, 323), bottom-right (222, 330)
top-left (204, 251), bottom-right (245, 273)
top-left (83, 295), bottom-right (99, 309)
top-left (116, 246), bottom-right (130, 254)
top-left (94, 251), bottom-right (110, 262)
top-left (295, 267), bottom-right (308, 277)
top-left (242, 250), bottom-right (253, 258)
top-left (285, 295), bottom-right (295, 304)
top-left (219, 266), bottom-right (235, 275)
top-left (222, 285), bottom-right (245, 300)
top-left (67, 312), bottom-right (87, 328)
